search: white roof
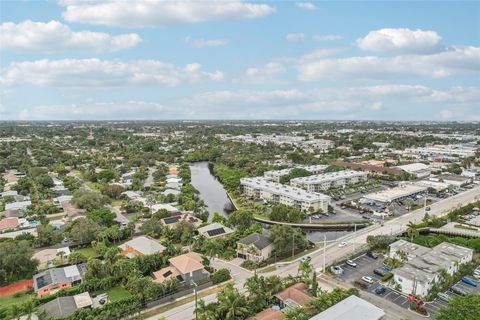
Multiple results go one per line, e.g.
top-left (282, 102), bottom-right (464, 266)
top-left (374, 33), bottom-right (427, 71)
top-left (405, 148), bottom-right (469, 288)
top-left (396, 163), bottom-right (430, 173)
top-left (119, 236), bottom-right (166, 255)
top-left (291, 170), bottom-right (367, 185)
top-left (363, 184), bottom-right (427, 203)
top-left (63, 265), bottom-right (80, 278)
top-left (1, 190), bottom-right (18, 197)
top-left (5, 200), bottom-right (31, 210)
top-left (309, 295), bottom-right (385, 320)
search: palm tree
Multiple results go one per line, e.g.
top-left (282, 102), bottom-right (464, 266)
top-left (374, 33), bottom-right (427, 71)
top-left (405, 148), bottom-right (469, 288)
top-left (217, 284), bottom-right (249, 320)
top-left (298, 260), bottom-right (313, 279)
top-left (406, 221), bottom-right (419, 242)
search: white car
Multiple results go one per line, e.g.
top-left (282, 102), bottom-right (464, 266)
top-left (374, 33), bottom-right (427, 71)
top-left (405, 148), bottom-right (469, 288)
top-left (361, 276), bottom-right (374, 284)
top-left (338, 242), bottom-right (347, 248)
top-left (346, 260), bottom-right (357, 267)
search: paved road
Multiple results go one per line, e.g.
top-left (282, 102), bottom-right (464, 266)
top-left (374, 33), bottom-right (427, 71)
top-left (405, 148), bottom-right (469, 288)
top-left (148, 186), bottom-right (480, 320)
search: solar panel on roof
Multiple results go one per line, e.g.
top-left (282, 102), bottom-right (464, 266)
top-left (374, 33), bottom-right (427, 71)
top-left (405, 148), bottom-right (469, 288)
top-left (206, 227), bottom-right (225, 237)
top-left (163, 216), bottom-right (181, 224)
top-left (163, 270), bottom-right (172, 277)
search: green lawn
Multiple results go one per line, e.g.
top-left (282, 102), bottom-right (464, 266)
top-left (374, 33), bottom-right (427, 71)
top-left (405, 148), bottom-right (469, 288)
top-left (75, 247), bottom-right (101, 259)
top-left (111, 199), bottom-right (123, 206)
top-left (0, 292), bottom-right (34, 307)
top-left (106, 286), bottom-right (131, 302)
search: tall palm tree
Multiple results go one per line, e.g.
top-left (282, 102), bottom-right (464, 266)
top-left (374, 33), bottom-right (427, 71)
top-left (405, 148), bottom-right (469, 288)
top-left (298, 260), bottom-right (313, 279)
top-left (217, 284), bottom-right (249, 320)
top-left (406, 221), bottom-right (419, 242)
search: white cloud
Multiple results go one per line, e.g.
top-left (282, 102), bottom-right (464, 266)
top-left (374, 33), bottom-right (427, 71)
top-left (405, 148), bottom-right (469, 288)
top-left (297, 46), bottom-right (480, 81)
top-left (312, 34), bottom-right (342, 41)
top-left (235, 62), bottom-right (286, 84)
top-left (296, 2), bottom-right (316, 10)
top-left (0, 20), bottom-right (141, 53)
top-left (357, 28), bottom-right (441, 53)
top-left (439, 109), bottom-right (454, 119)
top-left (185, 36), bottom-right (229, 48)
top-left (286, 33), bottom-right (305, 42)
top-left (369, 102), bottom-right (384, 110)
top-left (1, 59), bottom-right (224, 87)
top-left (60, 0), bottom-right (275, 27)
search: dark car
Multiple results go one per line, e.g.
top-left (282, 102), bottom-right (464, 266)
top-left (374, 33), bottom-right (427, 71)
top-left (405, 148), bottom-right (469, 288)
top-left (366, 252), bottom-right (379, 259)
top-left (450, 285), bottom-right (467, 296)
top-left (373, 268), bottom-right (386, 277)
top-left (375, 285), bottom-right (386, 294)
top-left (354, 280), bottom-right (369, 289)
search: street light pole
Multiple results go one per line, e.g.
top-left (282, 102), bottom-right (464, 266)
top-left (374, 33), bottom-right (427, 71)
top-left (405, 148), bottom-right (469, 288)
top-left (323, 234), bottom-right (326, 273)
top-left (353, 224), bottom-right (357, 253)
top-left (193, 281), bottom-right (198, 320)
top-left (292, 232), bottom-right (295, 258)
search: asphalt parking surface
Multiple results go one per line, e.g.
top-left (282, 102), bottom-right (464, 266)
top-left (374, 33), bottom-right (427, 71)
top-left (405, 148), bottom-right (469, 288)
top-left (335, 254), bottom-right (480, 317)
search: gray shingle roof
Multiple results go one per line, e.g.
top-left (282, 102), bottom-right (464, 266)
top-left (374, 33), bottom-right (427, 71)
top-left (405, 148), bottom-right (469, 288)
top-left (238, 232), bottom-right (273, 250)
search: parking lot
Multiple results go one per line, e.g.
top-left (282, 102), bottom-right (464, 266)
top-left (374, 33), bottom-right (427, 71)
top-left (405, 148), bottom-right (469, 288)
top-left (334, 253), bottom-right (480, 317)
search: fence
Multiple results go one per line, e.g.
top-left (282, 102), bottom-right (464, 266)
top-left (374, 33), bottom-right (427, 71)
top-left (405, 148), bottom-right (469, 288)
top-left (145, 281), bottom-right (213, 309)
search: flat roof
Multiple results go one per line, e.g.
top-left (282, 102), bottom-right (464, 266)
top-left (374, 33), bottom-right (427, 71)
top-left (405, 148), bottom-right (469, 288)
top-left (291, 170), bottom-right (367, 185)
top-left (309, 295), bottom-right (385, 320)
top-left (241, 177), bottom-right (330, 202)
top-left (363, 184), bottom-right (427, 203)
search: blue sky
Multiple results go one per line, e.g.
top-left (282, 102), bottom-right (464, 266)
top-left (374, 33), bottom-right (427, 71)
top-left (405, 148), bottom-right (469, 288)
top-left (0, 0), bottom-right (479, 120)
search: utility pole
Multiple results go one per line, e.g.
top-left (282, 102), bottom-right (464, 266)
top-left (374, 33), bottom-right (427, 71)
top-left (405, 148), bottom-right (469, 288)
top-left (193, 281), bottom-right (198, 320)
top-left (292, 232), bottom-right (295, 258)
top-left (353, 224), bottom-right (357, 252)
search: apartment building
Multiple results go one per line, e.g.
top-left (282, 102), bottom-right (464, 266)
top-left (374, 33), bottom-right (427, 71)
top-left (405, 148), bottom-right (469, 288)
top-left (290, 170), bottom-right (368, 192)
top-left (240, 177), bottom-right (330, 212)
top-left (263, 165), bottom-right (328, 182)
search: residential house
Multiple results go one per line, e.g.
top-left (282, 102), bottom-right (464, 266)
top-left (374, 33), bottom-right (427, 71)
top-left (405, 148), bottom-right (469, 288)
top-left (39, 292), bottom-right (93, 319)
top-left (33, 247), bottom-right (71, 269)
top-left (160, 213), bottom-right (202, 229)
top-left (275, 283), bottom-right (313, 310)
top-left (33, 264), bottom-right (87, 298)
top-left (237, 232), bottom-right (274, 262)
top-left (249, 308), bottom-right (285, 320)
top-left (197, 223), bottom-right (234, 239)
top-left (5, 200), bottom-right (31, 217)
top-left (118, 236), bottom-right (166, 258)
top-left (153, 252), bottom-right (209, 285)
top-left (0, 217), bottom-right (20, 232)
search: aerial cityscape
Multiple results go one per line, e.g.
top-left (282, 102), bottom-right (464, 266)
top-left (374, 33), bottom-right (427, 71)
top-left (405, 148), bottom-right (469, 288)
top-left (0, 1), bottom-right (479, 320)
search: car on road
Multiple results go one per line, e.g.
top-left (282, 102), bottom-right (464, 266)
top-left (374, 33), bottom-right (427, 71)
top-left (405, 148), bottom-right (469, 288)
top-left (346, 260), bottom-right (357, 267)
top-left (438, 293), bottom-right (450, 302)
top-left (462, 277), bottom-right (477, 287)
top-left (361, 276), bottom-right (374, 284)
top-left (338, 242), bottom-right (347, 247)
top-left (366, 252), bottom-right (379, 259)
top-left (375, 285), bottom-right (386, 294)
top-left (301, 256), bottom-right (312, 263)
top-left (426, 206), bottom-right (431, 211)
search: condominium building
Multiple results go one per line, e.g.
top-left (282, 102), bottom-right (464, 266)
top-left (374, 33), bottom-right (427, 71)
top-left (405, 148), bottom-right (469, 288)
top-left (290, 170), bottom-right (368, 192)
top-left (390, 241), bottom-right (473, 297)
top-left (263, 164), bottom-right (328, 182)
top-left (240, 177), bottom-right (330, 212)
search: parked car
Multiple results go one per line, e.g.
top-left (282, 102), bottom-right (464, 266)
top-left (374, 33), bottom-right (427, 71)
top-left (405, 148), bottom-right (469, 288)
top-left (354, 280), bottom-right (369, 289)
top-left (338, 242), bottom-right (347, 248)
top-left (472, 272), bottom-right (480, 279)
top-left (462, 277), bottom-right (478, 287)
top-left (375, 285), bottom-right (386, 294)
top-left (373, 269), bottom-right (386, 277)
top-left (331, 266), bottom-right (344, 275)
top-left (450, 285), bottom-right (467, 296)
top-left (438, 293), bottom-right (450, 302)
top-left (383, 265), bottom-right (393, 272)
top-left (361, 276), bottom-right (374, 284)
top-left (425, 206), bottom-right (431, 211)
top-left (366, 252), bottom-right (379, 259)
top-left (301, 256), bottom-right (312, 263)
top-left (346, 260), bottom-right (357, 267)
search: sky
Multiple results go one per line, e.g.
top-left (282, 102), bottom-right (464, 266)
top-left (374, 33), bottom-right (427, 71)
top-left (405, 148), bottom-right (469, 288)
top-left (0, 0), bottom-right (479, 121)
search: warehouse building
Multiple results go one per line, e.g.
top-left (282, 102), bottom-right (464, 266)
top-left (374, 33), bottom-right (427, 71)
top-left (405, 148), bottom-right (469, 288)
top-left (395, 163), bottom-right (431, 178)
top-left (290, 170), bottom-right (368, 192)
top-left (240, 177), bottom-right (331, 212)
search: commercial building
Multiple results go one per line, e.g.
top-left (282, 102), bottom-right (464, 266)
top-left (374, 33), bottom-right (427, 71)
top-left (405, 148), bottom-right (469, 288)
top-left (309, 295), bottom-right (385, 320)
top-left (240, 177), bottom-right (330, 212)
top-left (290, 170), bottom-right (368, 192)
top-left (429, 174), bottom-right (472, 187)
top-left (414, 180), bottom-right (450, 192)
top-left (395, 163), bottom-right (431, 178)
top-left (390, 241), bottom-right (473, 297)
top-left (362, 184), bottom-right (427, 206)
top-left (404, 144), bottom-right (477, 160)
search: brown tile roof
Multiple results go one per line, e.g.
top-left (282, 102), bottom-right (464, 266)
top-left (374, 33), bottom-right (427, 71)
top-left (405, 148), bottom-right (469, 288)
top-left (249, 308), bottom-right (285, 320)
top-left (169, 252), bottom-right (204, 274)
top-left (275, 283), bottom-right (313, 307)
top-left (153, 266), bottom-right (181, 284)
top-left (334, 160), bottom-right (403, 175)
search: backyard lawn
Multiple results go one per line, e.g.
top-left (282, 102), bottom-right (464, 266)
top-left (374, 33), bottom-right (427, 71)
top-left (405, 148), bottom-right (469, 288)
top-left (106, 286), bottom-right (131, 302)
top-left (0, 292), bottom-right (34, 308)
top-left (75, 247), bottom-right (101, 259)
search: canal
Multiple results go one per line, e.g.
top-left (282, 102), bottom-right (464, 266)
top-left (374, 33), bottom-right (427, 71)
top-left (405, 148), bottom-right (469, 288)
top-left (189, 161), bottom-right (233, 220)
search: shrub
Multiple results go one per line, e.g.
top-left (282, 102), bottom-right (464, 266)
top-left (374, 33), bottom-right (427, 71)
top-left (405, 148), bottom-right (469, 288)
top-left (211, 268), bottom-right (231, 284)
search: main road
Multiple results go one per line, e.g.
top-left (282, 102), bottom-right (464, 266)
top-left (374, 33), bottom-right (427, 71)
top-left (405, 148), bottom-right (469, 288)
top-left (151, 185), bottom-right (480, 320)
